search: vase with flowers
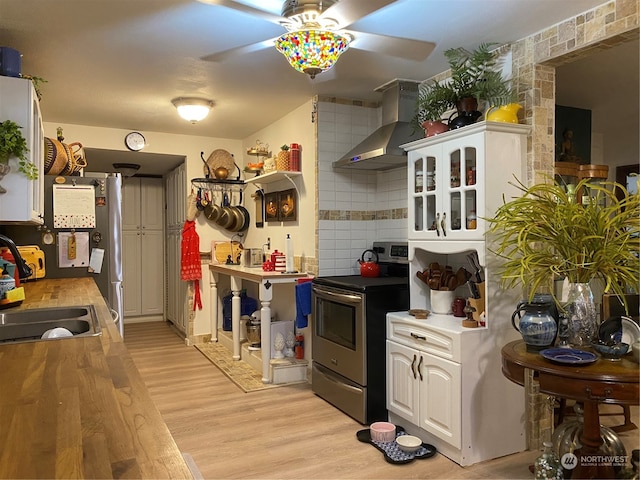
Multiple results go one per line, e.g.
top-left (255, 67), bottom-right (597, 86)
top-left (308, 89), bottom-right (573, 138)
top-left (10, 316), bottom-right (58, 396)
top-left (487, 178), bottom-right (640, 347)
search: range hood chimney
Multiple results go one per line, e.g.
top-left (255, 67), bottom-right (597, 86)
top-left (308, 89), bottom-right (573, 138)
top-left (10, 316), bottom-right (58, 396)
top-left (333, 79), bottom-right (422, 171)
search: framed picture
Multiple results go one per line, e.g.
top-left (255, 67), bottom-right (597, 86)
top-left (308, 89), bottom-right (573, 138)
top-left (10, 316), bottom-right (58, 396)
top-left (278, 188), bottom-right (297, 222)
top-left (265, 192), bottom-right (279, 222)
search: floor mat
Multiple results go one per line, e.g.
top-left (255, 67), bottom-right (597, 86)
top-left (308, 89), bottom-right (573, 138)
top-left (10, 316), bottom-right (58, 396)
top-left (194, 342), bottom-right (282, 393)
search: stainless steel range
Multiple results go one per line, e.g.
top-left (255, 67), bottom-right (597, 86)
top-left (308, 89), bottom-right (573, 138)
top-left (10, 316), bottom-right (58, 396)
top-left (311, 241), bottom-right (409, 424)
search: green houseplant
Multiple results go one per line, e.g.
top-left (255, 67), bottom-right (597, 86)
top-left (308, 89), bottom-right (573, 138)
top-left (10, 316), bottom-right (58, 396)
top-left (412, 81), bottom-right (453, 137)
top-left (415, 43), bottom-right (516, 129)
top-left (0, 119), bottom-right (38, 181)
top-left (443, 43), bottom-right (515, 111)
top-left (487, 178), bottom-right (640, 345)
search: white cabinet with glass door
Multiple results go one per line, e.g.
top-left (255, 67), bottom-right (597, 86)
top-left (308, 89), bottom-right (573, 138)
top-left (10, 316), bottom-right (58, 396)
top-left (405, 122), bottom-right (529, 241)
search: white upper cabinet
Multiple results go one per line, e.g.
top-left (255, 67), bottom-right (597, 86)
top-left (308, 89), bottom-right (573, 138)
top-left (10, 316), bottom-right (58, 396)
top-left (0, 76), bottom-right (44, 224)
top-left (405, 122), bottom-right (529, 242)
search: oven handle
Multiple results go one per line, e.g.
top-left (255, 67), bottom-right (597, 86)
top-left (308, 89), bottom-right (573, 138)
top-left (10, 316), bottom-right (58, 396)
top-left (312, 285), bottom-right (363, 304)
top-left (315, 366), bottom-right (363, 394)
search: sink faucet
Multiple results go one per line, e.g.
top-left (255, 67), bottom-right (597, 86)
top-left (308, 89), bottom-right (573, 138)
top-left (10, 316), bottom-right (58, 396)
top-left (0, 233), bottom-right (33, 280)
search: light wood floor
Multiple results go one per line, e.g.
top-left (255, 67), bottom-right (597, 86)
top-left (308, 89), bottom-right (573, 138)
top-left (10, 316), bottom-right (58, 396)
top-left (124, 322), bottom-right (639, 480)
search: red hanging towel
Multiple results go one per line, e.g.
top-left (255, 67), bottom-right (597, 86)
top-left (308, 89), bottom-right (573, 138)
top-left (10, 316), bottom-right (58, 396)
top-left (181, 220), bottom-right (202, 310)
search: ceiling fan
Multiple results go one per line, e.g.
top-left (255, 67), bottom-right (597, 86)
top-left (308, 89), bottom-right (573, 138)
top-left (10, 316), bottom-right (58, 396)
top-left (198, 0), bottom-right (435, 79)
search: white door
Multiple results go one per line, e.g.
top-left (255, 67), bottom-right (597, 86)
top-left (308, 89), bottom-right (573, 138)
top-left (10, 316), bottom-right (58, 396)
top-left (140, 229), bottom-right (165, 315)
top-left (122, 229), bottom-right (142, 316)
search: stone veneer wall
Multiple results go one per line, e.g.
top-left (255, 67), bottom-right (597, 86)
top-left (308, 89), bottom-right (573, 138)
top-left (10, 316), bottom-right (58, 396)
top-left (510, 0), bottom-right (638, 449)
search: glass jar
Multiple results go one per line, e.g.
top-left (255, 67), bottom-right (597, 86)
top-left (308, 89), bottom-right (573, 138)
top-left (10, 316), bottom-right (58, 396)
top-left (289, 143), bottom-right (300, 171)
top-left (534, 441), bottom-right (563, 480)
top-left (415, 168), bottom-right (423, 193)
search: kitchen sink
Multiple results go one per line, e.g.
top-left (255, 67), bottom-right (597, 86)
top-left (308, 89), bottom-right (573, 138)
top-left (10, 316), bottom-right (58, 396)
top-left (0, 305), bottom-right (102, 344)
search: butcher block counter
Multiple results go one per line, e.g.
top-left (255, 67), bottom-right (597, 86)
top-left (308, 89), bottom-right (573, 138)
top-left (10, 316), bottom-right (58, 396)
top-left (0, 278), bottom-right (192, 479)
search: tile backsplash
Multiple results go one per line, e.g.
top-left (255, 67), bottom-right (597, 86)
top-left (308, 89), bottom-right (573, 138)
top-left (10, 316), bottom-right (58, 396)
top-left (316, 98), bottom-right (408, 276)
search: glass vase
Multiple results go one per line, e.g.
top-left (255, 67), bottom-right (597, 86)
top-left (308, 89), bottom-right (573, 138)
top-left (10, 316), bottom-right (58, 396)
top-left (534, 441), bottom-right (564, 480)
top-left (563, 283), bottom-right (597, 347)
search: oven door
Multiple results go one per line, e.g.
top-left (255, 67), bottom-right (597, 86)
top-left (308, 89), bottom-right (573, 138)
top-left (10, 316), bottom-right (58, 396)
top-left (312, 284), bottom-right (366, 384)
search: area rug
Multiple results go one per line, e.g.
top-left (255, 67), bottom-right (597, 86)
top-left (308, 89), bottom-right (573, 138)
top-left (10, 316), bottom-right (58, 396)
top-left (195, 342), bottom-right (282, 393)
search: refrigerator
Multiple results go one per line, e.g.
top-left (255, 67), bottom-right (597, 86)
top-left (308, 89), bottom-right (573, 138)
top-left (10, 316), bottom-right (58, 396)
top-left (4, 173), bottom-right (124, 336)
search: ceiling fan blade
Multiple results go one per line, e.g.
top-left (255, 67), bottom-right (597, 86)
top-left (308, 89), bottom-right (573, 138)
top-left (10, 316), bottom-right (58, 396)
top-left (347, 31), bottom-right (435, 62)
top-left (322, 0), bottom-right (397, 29)
top-left (202, 38), bottom-right (277, 63)
top-left (197, 0), bottom-right (284, 25)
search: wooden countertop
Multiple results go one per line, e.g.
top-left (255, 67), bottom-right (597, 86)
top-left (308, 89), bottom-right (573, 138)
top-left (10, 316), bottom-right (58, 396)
top-left (0, 278), bottom-right (192, 479)
top-left (210, 263), bottom-right (312, 283)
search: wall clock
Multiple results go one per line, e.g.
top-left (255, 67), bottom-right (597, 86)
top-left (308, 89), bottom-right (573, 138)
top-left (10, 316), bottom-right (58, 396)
top-left (124, 131), bottom-right (146, 151)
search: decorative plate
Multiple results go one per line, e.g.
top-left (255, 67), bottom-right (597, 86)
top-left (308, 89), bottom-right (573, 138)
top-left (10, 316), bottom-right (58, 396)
top-left (539, 348), bottom-right (597, 365)
top-left (621, 316), bottom-right (640, 346)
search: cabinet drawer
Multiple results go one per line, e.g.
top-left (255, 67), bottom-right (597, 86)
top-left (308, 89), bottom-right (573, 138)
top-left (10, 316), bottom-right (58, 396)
top-left (388, 317), bottom-right (460, 362)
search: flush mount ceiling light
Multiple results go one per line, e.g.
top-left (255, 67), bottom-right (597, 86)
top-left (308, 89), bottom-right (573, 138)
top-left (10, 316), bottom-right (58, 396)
top-left (275, 29), bottom-right (349, 79)
top-left (172, 97), bottom-right (214, 123)
top-left (112, 163), bottom-right (140, 177)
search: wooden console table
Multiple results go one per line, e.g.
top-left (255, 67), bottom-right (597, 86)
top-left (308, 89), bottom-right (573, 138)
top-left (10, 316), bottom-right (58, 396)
top-left (501, 340), bottom-right (639, 479)
top-left (209, 264), bottom-right (311, 383)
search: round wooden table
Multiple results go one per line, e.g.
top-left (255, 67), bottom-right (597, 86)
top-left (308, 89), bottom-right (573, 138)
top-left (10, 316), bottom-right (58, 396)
top-left (501, 340), bottom-right (639, 479)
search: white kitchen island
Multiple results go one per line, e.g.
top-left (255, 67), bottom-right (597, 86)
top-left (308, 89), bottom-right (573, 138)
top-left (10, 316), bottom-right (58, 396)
top-left (209, 263), bottom-right (312, 383)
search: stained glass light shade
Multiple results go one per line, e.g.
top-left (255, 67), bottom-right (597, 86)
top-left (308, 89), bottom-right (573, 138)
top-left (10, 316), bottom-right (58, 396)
top-left (275, 29), bottom-right (350, 79)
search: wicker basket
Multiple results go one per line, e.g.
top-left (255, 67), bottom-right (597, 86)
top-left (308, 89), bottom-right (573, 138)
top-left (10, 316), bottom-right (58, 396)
top-left (205, 149), bottom-right (235, 177)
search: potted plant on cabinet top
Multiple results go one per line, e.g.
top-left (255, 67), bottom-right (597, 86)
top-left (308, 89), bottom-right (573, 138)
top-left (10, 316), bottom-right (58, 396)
top-left (413, 81), bottom-right (453, 138)
top-left (417, 43), bottom-right (517, 130)
top-left (0, 120), bottom-right (38, 192)
top-left (487, 178), bottom-right (640, 347)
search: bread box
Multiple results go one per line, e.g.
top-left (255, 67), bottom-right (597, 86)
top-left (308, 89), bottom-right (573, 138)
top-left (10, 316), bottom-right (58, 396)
top-left (16, 245), bottom-right (46, 279)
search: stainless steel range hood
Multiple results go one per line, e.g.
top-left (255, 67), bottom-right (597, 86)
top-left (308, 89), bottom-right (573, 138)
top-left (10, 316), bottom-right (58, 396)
top-left (333, 80), bottom-right (422, 171)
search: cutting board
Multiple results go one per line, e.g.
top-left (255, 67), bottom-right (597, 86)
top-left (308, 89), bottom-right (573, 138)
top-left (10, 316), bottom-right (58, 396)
top-left (211, 241), bottom-right (243, 265)
top-left (17, 245), bottom-right (46, 279)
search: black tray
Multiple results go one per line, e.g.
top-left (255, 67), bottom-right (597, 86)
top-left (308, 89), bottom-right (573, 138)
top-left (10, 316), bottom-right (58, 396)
top-left (356, 425), bottom-right (437, 464)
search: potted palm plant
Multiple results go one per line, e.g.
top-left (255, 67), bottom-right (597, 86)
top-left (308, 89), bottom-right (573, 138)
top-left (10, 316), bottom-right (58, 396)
top-left (487, 178), bottom-right (640, 346)
top-left (0, 120), bottom-right (38, 192)
top-left (412, 81), bottom-right (453, 137)
top-left (415, 43), bottom-right (517, 130)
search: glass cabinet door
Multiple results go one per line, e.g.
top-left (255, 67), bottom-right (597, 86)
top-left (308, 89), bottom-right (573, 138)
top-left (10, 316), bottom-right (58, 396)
top-left (408, 129), bottom-right (486, 241)
top-left (445, 145), bottom-right (478, 238)
top-left (412, 154), bottom-right (438, 237)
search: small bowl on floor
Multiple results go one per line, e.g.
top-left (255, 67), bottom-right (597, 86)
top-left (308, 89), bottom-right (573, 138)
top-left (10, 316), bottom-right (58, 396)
top-left (370, 422), bottom-right (396, 442)
top-left (396, 435), bottom-right (422, 453)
